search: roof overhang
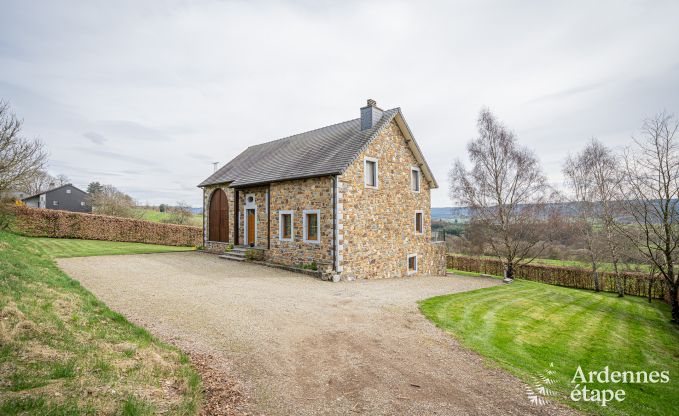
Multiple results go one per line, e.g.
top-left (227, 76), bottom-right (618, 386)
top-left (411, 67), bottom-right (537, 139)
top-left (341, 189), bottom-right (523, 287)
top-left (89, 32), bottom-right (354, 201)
top-left (393, 111), bottom-right (439, 189)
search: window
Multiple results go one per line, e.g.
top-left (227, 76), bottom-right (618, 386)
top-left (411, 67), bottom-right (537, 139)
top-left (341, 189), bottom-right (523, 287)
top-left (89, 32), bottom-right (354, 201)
top-left (407, 254), bottom-right (418, 274)
top-left (411, 167), bottom-right (421, 192)
top-left (303, 209), bottom-right (320, 243)
top-left (66, 189), bottom-right (71, 194)
top-left (279, 211), bottom-right (293, 241)
top-left (415, 210), bottom-right (423, 234)
top-left (80, 201), bottom-right (85, 206)
top-left (52, 200), bottom-right (58, 206)
top-left (364, 157), bottom-right (378, 188)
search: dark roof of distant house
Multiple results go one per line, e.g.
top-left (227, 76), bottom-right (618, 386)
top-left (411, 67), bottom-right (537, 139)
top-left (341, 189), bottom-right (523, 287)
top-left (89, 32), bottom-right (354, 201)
top-left (22, 183), bottom-right (88, 201)
top-left (198, 108), bottom-right (437, 188)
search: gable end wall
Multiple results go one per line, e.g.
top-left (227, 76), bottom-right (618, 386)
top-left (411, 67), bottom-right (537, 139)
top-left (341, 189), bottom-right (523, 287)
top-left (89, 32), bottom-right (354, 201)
top-left (338, 119), bottom-right (445, 279)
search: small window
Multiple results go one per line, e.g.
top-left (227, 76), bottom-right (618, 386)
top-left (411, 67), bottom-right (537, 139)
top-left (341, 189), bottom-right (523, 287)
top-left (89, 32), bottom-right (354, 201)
top-left (415, 211), bottom-right (423, 234)
top-left (80, 201), bottom-right (85, 206)
top-left (52, 200), bottom-right (58, 206)
top-left (364, 157), bottom-right (378, 188)
top-left (279, 211), bottom-right (293, 241)
top-left (66, 189), bottom-right (71, 194)
top-left (303, 210), bottom-right (320, 243)
top-left (411, 167), bottom-right (420, 192)
top-left (407, 254), bottom-right (418, 274)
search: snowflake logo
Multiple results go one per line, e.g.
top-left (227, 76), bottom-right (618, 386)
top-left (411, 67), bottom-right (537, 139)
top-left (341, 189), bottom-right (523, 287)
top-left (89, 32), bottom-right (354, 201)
top-left (525, 362), bottom-right (560, 406)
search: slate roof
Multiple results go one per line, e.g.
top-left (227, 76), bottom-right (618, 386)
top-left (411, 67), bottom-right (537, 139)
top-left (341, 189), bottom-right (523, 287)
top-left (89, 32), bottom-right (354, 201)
top-left (198, 107), bottom-right (437, 188)
top-left (22, 183), bottom-right (88, 201)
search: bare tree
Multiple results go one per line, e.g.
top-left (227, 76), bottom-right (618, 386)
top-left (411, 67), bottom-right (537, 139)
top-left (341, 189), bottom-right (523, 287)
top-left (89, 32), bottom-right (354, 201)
top-left (449, 108), bottom-right (553, 281)
top-left (87, 184), bottom-right (137, 218)
top-left (0, 101), bottom-right (47, 193)
top-left (616, 112), bottom-right (679, 323)
top-left (161, 201), bottom-right (193, 225)
top-left (55, 174), bottom-right (70, 186)
top-left (564, 139), bottom-right (624, 294)
top-left (588, 140), bottom-right (625, 296)
top-left (22, 170), bottom-right (56, 195)
top-left (563, 143), bottom-right (602, 291)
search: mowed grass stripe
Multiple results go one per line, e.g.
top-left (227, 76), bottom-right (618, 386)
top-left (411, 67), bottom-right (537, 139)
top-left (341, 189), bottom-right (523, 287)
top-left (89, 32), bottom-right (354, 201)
top-left (419, 278), bottom-right (679, 416)
top-left (23, 237), bottom-right (194, 258)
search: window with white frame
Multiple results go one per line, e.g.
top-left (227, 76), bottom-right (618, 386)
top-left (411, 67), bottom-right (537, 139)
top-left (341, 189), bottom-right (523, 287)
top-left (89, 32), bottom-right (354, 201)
top-left (303, 209), bottom-right (320, 243)
top-left (66, 189), bottom-right (72, 194)
top-left (411, 167), bottom-right (421, 192)
top-left (364, 157), bottom-right (378, 188)
top-left (407, 254), bottom-right (418, 274)
top-left (279, 211), bottom-right (293, 241)
top-left (414, 210), bottom-right (423, 234)
top-left (52, 200), bottom-right (58, 206)
top-left (80, 201), bottom-right (85, 206)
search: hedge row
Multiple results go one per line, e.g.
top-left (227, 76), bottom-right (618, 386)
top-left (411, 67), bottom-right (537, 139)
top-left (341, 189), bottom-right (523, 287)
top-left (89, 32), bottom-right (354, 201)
top-left (9, 206), bottom-right (201, 247)
top-left (447, 254), bottom-right (670, 301)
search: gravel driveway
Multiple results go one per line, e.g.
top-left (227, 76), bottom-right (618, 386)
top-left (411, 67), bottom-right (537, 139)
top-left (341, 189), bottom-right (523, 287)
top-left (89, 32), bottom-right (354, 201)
top-left (58, 252), bottom-right (574, 416)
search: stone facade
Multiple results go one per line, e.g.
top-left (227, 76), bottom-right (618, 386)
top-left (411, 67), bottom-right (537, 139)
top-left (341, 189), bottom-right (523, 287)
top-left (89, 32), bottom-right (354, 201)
top-left (202, 184), bottom-right (235, 252)
top-left (201, 119), bottom-right (446, 279)
top-left (268, 177), bottom-right (334, 270)
top-left (337, 120), bottom-right (443, 279)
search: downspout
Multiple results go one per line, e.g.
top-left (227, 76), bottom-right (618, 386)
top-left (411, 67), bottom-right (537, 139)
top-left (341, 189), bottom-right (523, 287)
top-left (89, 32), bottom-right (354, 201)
top-left (267, 185), bottom-right (271, 250)
top-left (202, 188), bottom-right (205, 247)
top-left (332, 176), bottom-right (337, 273)
top-left (233, 189), bottom-right (239, 245)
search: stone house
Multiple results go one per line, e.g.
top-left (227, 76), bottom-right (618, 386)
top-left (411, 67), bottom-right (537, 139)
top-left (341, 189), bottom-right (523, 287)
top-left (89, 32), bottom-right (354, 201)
top-left (198, 100), bottom-right (446, 279)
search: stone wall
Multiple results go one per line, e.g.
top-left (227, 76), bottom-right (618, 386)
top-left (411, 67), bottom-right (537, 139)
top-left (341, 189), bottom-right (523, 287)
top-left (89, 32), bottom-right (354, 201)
top-left (338, 119), bottom-right (443, 279)
top-left (202, 184), bottom-right (235, 252)
top-left (268, 177), bottom-right (334, 270)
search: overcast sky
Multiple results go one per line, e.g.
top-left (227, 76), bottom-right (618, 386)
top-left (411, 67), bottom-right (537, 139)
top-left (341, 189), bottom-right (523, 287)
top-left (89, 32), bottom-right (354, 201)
top-left (2, 0), bottom-right (678, 207)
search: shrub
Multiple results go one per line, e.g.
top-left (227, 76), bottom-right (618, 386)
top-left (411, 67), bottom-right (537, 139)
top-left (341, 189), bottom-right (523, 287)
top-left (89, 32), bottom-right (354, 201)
top-left (244, 249), bottom-right (264, 261)
top-left (9, 206), bottom-right (200, 247)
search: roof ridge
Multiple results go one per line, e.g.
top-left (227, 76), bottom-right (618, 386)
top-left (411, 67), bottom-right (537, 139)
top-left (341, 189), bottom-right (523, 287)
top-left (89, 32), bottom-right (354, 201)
top-left (248, 108), bottom-right (399, 149)
top-left (248, 117), bottom-right (358, 149)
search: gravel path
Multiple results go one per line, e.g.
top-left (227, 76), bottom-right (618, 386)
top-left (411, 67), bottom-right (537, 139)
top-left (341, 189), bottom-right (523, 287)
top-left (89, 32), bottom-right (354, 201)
top-left (58, 252), bottom-right (575, 416)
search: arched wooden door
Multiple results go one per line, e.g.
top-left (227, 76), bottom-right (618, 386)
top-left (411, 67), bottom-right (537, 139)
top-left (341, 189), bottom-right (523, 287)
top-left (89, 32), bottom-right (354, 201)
top-left (208, 189), bottom-right (229, 242)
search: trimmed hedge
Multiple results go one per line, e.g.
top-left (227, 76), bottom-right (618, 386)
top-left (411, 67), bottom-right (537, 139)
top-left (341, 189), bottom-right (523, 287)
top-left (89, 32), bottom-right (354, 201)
top-left (9, 206), bottom-right (201, 247)
top-left (447, 254), bottom-right (670, 301)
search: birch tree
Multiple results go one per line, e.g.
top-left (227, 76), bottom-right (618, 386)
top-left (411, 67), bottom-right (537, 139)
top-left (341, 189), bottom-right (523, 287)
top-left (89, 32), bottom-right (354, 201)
top-left (449, 108), bottom-right (553, 281)
top-left (616, 112), bottom-right (679, 322)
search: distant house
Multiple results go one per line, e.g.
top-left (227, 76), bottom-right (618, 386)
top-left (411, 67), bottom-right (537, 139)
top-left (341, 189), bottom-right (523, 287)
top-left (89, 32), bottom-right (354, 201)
top-left (22, 184), bottom-right (92, 213)
top-left (198, 99), bottom-right (446, 280)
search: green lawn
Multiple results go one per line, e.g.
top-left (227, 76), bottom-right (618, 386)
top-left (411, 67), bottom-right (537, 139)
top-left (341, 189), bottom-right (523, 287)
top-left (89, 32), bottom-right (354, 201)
top-left (420, 279), bottom-right (679, 416)
top-left (136, 209), bottom-right (202, 227)
top-left (0, 231), bottom-right (201, 415)
top-left (24, 236), bottom-right (194, 258)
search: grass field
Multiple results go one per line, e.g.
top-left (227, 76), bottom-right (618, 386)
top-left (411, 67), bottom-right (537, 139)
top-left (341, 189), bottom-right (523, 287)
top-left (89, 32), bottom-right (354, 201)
top-left (24, 237), bottom-right (194, 258)
top-left (0, 231), bottom-right (201, 415)
top-left (136, 209), bottom-right (202, 227)
top-left (420, 279), bottom-right (679, 416)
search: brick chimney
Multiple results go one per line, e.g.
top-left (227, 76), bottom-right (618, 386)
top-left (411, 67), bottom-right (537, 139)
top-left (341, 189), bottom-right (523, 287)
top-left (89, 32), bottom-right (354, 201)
top-left (360, 99), bottom-right (383, 130)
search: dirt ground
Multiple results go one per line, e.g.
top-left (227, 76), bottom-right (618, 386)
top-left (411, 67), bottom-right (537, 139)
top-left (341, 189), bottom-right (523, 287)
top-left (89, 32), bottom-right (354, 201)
top-left (58, 252), bottom-right (575, 416)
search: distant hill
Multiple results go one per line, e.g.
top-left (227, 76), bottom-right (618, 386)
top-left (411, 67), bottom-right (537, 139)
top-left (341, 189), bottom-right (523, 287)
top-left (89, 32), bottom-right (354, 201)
top-left (432, 207), bottom-right (471, 222)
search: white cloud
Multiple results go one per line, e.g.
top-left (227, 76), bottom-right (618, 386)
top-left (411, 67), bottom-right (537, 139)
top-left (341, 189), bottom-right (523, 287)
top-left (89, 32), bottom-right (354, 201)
top-left (1, 0), bottom-right (678, 206)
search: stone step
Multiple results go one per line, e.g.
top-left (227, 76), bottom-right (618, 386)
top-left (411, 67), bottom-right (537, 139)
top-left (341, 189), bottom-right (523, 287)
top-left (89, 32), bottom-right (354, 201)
top-left (218, 253), bottom-right (245, 262)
